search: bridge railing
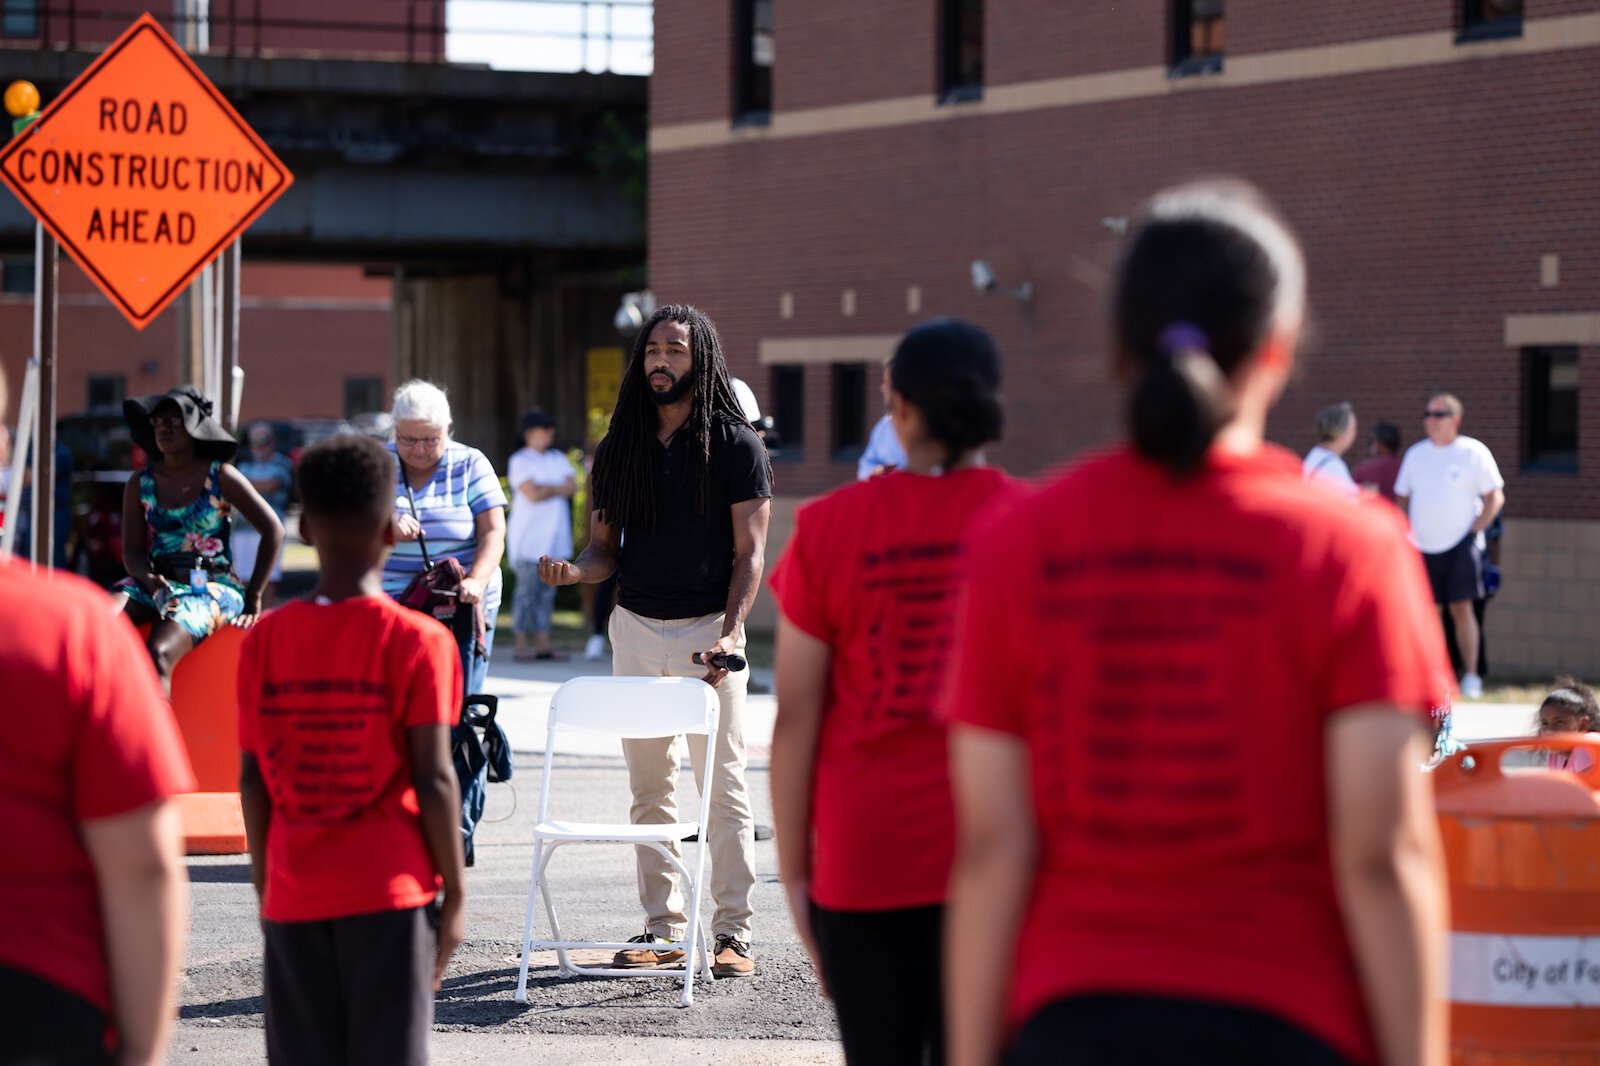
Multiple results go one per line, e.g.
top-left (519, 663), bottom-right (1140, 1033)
top-left (2, 0), bottom-right (653, 73)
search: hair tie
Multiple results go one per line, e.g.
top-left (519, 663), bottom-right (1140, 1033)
top-left (1157, 322), bottom-right (1209, 358)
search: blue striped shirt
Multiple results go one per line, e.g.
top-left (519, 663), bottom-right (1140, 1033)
top-left (382, 441), bottom-right (508, 608)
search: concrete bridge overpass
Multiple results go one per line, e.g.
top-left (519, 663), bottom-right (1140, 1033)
top-left (0, 46), bottom-right (647, 448)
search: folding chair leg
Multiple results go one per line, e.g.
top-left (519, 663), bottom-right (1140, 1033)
top-left (539, 844), bottom-right (573, 977)
top-left (515, 838), bottom-right (547, 1003)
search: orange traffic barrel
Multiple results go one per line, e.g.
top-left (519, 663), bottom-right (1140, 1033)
top-left (141, 624), bottom-right (248, 855)
top-left (1433, 735), bottom-right (1600, 1064)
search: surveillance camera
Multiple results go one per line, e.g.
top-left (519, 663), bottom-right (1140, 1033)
top-left (970, 260), bottom-right (996, 293)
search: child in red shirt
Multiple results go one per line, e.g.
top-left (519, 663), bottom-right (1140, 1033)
top-left (943, 183), bottom-right (1452, 1066)
top-left (238, 434), bottom-right (466, 1066)
top-left (0, 556), bottom-right (195, 1066)
top-left (770, 319), bottom-right (1025, 1065)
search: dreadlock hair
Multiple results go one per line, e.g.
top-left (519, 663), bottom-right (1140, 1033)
top-left (591, 304), bottom-right (768, 531)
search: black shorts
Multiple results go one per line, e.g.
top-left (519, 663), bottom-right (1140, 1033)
top-left (1422, 534), bottom-right (1482, 605)
top-left (1006, 994), bottom-right (1351, 1066)
top-left (263, 904), bottom-right (437, 1066)
top-left (0, 966), bottom-right (110, 1066)
top-left (809, 900), bottom-right (944, 1066)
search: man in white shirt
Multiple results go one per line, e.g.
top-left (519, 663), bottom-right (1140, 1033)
top-left (507, 409), bottom-right (576, 660)
top-left (1393, 393), bottom-right (1505, 699)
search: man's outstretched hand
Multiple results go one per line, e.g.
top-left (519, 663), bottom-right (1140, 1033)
top-left (539, 556), bottom-right (581, 586)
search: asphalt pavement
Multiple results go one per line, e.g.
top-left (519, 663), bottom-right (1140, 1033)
top-left (173, 652), bottom-right (841, 1064)
top-left (171, 645), bottom-right (1538, 1063)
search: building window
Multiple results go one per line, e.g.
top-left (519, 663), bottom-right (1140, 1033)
top-left (831, 363), bottom-right (868, 463)
top-left (1172, 0), bottom-right (1224, 77)
top-left (770, 365), bottom-right (803, 459)
top-left (1524, 347), bottom-right (1578, 472)
top-left (86, 374), bottom-right (125, 409)
top-left (1461, 0), bottom-right (1522, 41)
top-left (344, 376), bottom-right (384, 418)
top-left (939, 0), bottom-right (984, 103)
top-left (1, 0), bottom-right (39, 38)
top-left (1, 257), bottom-right (33, 295)
top-left (733, 0), bottom-right (773, 125)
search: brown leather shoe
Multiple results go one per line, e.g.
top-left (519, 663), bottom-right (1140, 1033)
top-left (612, 932), bottom-right (686, 969)
top-left (711, 934), bottom-right (755, 978)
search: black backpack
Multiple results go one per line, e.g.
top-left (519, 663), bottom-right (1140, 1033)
top-left (452, 694), bottom-right (513, 867)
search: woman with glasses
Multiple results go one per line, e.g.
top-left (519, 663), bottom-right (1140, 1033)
top-left (382, 379), bottom-right (508, 696)
top-left (114, 385), bottom-right (284, 689)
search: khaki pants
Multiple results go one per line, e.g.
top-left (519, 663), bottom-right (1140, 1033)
top-left (610, 605), bottom-right (756, 942)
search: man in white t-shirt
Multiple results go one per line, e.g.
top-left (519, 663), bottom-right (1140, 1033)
top-left (507, 409), bottom-right (575, 660)
top-left (1393, 392), bottom-right (1505, 699)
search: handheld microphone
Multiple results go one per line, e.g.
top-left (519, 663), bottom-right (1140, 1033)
top-left (692, 652), bottom-right (748, 672)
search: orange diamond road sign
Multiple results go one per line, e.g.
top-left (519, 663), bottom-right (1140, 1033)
top-left (0, 13), bottom-right (292, 330)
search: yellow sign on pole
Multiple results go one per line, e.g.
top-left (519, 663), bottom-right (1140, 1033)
top-left (585, 346), bottom-right (624, 447)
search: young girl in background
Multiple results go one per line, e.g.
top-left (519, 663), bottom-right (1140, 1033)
top-left (1537, 678), bottom-right (1599, 773)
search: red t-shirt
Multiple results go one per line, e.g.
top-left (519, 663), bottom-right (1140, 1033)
top-left (1351, 454), bottom-right (1402, 502)
top-left (945, 444), bottom-right (1451, 1065)
top-left (0, 556), bottom-right (196, 1011)
top-left (769, 467), bottom-right (1027, 910)
top-left (237, 595), bottom-right (462, 923)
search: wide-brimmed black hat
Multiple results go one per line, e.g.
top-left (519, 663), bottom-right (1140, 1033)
top-left (124, 386), bottom-right (237, 462)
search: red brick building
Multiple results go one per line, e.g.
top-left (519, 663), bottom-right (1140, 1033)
top-left (648, 1), bottom-right (1600, 675)
top-left (0, 258), bottom-right (391, 424)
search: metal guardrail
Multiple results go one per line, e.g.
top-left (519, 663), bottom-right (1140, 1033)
top-left (4, 0), bottom-right (652, 71)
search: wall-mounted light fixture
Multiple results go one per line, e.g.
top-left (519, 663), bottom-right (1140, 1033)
top-left (970, 260), bottom-right (1032, 302)
top-left (613, 289), bottom-right (656, 334)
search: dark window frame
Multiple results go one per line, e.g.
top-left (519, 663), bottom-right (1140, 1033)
top-left (770, 364), bottom-right (804, 462)
top-left (1523, 345), bottom-right (1578, 474)
top-left (86, 374), bottom-right (126, 410)
top-left (344, 376), bottom-right (384, 419)
top-left (938, 0), bottom-right (984, 105)
top-left (732, 0), bottom-right (773, 127)
top-left (1, 256), bottom-right (34, 295)
top-left (1170, 0), bottom-right (1225, 79)
top-left (1, 0), bottom-right (40, 39)
top-left (830, 362), bottom-right (869, 464)
top-left (1458, 0), bottom-right (1523, 43)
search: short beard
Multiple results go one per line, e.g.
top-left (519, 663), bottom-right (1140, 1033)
top-left (648, 373), bottom-right (695, 406)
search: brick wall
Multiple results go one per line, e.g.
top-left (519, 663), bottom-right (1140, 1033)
top-left (1490, 518), bottom-right (1600, 677)
top-left (653, 4), bottom-right (1600, 678)
top-left (0, 259), bottom-right (390, 425)
top-left (651, 6), bottom-right (1600, 515)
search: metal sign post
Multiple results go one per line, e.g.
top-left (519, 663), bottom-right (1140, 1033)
top-left (219, 240), bottom-right (241, 431)
top-left (1, 359), bottom-right (38, 557)
top-left (32, 222), bottom-right (58, 568)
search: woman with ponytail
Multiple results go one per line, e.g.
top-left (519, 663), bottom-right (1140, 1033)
top-left (770, 319), bottom-right (1026, 1065)
top-left (943, 182), bottom-right (1452, 1066)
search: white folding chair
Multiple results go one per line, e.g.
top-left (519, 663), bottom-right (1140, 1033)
top-left (513, 675), bottom-right (720, 1008)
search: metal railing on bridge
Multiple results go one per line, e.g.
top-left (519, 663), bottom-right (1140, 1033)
top-left (0, 0), bottom-right (652, 73)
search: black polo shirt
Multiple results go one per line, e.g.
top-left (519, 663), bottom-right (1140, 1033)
top-left (614, 417), bottom-right (772, 620)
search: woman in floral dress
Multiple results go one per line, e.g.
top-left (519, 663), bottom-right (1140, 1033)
top-left (115, 386), bottom-right (284, 689)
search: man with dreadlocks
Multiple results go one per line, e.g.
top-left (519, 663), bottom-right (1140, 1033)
top-left (540, 304), bottom-right (772, 978)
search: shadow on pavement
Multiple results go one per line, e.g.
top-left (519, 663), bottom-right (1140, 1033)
top-left (187, 863), bottom-right (254, 884)
top-left (181, 995), bottom-right (263, 1020)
